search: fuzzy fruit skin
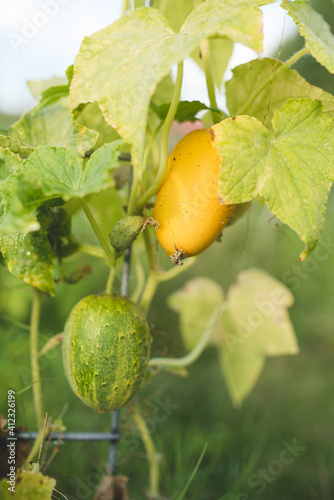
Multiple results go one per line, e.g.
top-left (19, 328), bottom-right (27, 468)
top-left (109, 216), bottom-right (144, 253)
top-left (153, 129), bottom-right (234, 258)
top-left (62, 294), bottom-right (151, 412)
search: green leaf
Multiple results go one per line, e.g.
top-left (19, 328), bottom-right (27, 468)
top-left (0, 148), bottom-right (23, 181)
top-left (158, 0), bottom-right (194, 33)
top-left (27, 77), bottom-right (67, 100)
top-left (34, 84), bottom-right (70, 113)
top-left (33, 65), bottom-right (74, 114)
top-left (0, 230), bottom-right (55, 296)
top-left (226, 58), bottom-right (334, 124)
top-left (168, 277), bottom-right (224, 351)
top-left (0, 466), bottom-right (56, 499)
top-left (191, 37), bottom-right (234, 90)
top-left (71, 1), bottom-right (274, 168)
top-left (212, 98), bottom-right (334, 259)
top-left (219, 268), bottom-right (298, 406)
top-left (151, 100), bottom-right (221, 123)
top-left (0, 135), bottom-right (33, 157)
top-left (75, 102), bottom-right (121, 150)
top-left (2, 141), bottom-right (123, 219)
top-left (148, 74), bottom-right (176, 134)
top-left (79, 142), bottom-right (123, 194)
top-left (283, 0), bottom-right (334, 73)
top-left (8, 97), bottom-right (98, 157)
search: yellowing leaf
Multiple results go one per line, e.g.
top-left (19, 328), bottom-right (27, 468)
top-left (212, 98), bottom-right (334, 259)
top-left (168, 270), bottom-right (298, 406)
top-left (0, 230), bottom-right (55, 296)
top-left (0, 465), bottom-right (56, 499)
top-left (168, 277), bottom-right (224, 350)
top-left (219, 268), bottom-right (298, 406)
top-left (71, 1), bottom-right (274, 168)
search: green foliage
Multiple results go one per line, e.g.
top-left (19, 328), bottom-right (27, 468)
top-left (150, 99), bottom-right (223, 122)
top-left (192, 37), bottom-right (234, 91)
top-left (226, 57), bottom-right (334, 125)
top-left (212, 98), bottom-right (334, 259)
top-left (71, 1), bottom-right (274, 168)
top-left (0, 135), bottom-right (32, 157)
top-left (0, 148), bottom-right (23, 181)
top-left (2, 141), bottom-right (123, 219)
top-left (284, 0), bottom-right (334, 73)
top-left (8, 97), bottom-right (98, 157)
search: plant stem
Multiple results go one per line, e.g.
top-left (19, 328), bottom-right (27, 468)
top-left (137, 62), bottom-right (184, 211)
top-left (121, 0), bottom-right (128, 16)
top-left (39, 334), bottom-right (63, 357)
top-left (106, 265), bottom-right (116, 295)
top-left (140, 256), bottom-right (198, 312)
top-left (25, 428), bottom-right (45, 465)
top-left (143, 229), bottom-right (156, 269)
top-left (140, 271), bottom-right (159, 314)
top-left (200, 39), bottom-right (221, 125)
top-left (133, 407), bottom-right (160, 498)
top-left (236, 47), bottom-right (310, 116)
top-left (30, 288), bottom-right (44, 432)
top-left (78, 243), bottom-right (106, 260)
top-left (128, 175), bottom-right (140, 216)
top-left (130, 253), bottom-right (146, 304)
top-left (142, 123), bottom-right (163, 180)
top-left (149, 306), bottom-right (222, 368)
top-left (158, 256), bottom-right (198, 282)
top-left (80, 198), bottom-right (116, 267)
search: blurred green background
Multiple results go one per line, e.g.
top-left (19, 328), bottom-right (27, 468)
top-left (1, 0), bottom-right (334, 498)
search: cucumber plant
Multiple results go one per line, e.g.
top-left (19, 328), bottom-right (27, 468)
top-left (0, 0), bottom-right (334, 498)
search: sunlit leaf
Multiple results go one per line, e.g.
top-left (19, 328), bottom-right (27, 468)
top-left (212, 98), bottom-right (334, 259)
top-left (71, 1), bottom-right (274, 168)
top-left (191, 37), bottom-right (234, 90)
top-left (8, 97), bottom-right (98, 157)
top-left (283, 0), bottom-right (334, 73)
top-left (168, 277), bottom-right (224, 350)
top-left (226, 58), bottom-right (334, 124)
top-left (219, 268), bottom-right (298, 405)
top-left (151, 100), bottom-right (221, 123)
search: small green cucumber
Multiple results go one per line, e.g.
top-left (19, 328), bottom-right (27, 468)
top-left (62, 294), bottom-right (151, 412)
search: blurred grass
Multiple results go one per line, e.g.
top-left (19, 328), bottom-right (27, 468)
top-left (0, 190), bottom-right (334, 499)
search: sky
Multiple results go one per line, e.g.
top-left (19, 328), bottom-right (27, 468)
top-left (0, 0), bottom-right (298, 116)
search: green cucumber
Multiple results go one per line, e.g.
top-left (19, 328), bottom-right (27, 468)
top-left (109, 215), bottom-right (145, 253)
top-left (62, 294), bottom-right (151, 412)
